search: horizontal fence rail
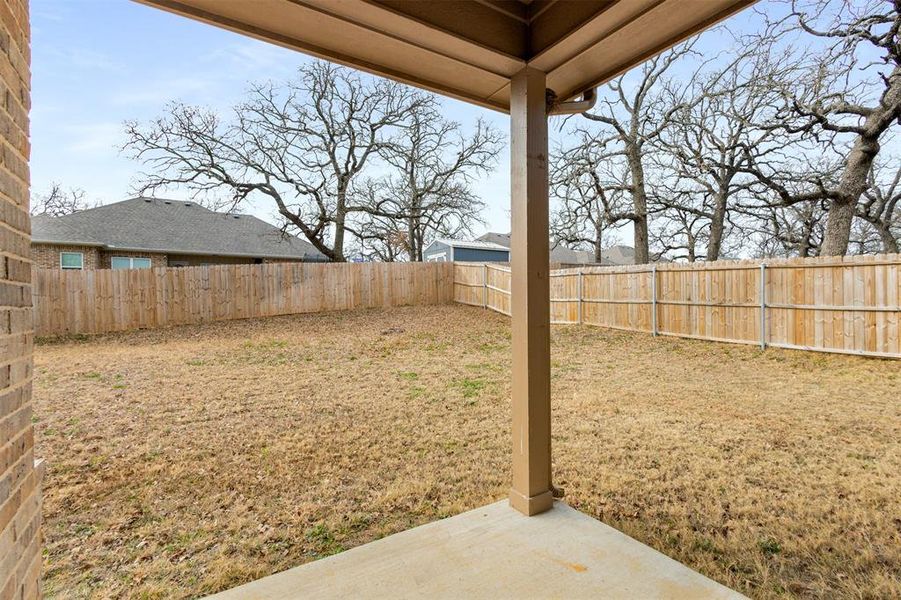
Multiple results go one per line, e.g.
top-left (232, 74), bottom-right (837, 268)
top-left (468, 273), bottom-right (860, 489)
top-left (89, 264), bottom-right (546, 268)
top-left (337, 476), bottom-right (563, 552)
top-left (454, 254), bottom-right (901, 359)
top-left (34, 261), bottom-right (454, 337)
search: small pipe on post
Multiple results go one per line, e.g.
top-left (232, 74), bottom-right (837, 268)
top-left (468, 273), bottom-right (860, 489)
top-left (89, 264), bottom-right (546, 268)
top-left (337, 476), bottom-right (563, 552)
top-left (546, 88), bottom-right (597, 116)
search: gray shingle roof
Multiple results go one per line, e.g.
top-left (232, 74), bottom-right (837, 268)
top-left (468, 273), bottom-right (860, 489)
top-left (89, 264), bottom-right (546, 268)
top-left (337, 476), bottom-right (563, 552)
top-left (475, 233), bottom-right (669, 266)
top-left (31, 197), bottom-right (327, 261)
top-left (433, 238), bottom-right (510, 251)
top-left (476, 232), bottom-right (599, 265)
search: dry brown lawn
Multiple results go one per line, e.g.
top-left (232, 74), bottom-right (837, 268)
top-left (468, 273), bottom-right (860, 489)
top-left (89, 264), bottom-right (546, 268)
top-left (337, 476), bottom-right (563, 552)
top-left (33, 305), bottom-right (900, 599)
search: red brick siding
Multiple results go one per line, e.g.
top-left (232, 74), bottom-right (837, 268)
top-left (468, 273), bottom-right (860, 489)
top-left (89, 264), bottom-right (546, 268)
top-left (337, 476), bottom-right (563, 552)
top-left (32, 246), bottom-right (309, 270)
top-left (98, 251), bottom-right (167, 269)
top-left (158, 254), bottom-right (304, 267)
top-left (31, 243), bottom-right (100, 270)
top-left (0, 0), bottom-right (42, 598)
top-left (167, 253), bottom-right (255, 266)
top-left (262, 257), bottom-right (304, 264)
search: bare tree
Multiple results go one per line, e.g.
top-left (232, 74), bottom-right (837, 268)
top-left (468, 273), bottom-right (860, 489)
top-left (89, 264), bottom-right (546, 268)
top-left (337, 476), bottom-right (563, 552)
top-left (751, 200), bottom-right (828, 258)
top-left (652, 45), bottom-right (778, 261)
top-left (123, 61), bottom-right (430, 262)
top-left (357, 107), bottom-right (501, 261)
top-left (550, 137), bottom-right (628, 261)
top-left (742, 1), bottom-right (901, 256)
top-left (352, 213), bottom-right (410, 262)
top-left (649, 203), bottom-right (711, 262)
top-left (856, 160), bottom-right (901, 253)
top-left (575, 43), bottom-right (697, 264)
top-left (30, 183), bottom-right (89, 217)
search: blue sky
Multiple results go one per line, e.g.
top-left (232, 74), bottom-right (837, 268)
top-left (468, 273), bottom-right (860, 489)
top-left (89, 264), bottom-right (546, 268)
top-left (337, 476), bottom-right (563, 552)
top-left (31, 1), bottom-right (774, 241)
top-left (31, 0), bottom-right (514, 234)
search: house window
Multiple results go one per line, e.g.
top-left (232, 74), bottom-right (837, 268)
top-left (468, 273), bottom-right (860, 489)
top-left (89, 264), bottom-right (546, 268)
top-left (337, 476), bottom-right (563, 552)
top-left (60, 252), bottom-right (84, 270)
top-left (111, 256), bottom-right (152, 270)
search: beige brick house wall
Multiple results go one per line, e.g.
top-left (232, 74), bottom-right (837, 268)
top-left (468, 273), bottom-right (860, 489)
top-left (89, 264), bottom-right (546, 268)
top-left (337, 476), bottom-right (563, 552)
top-left (31, 243), bottom-right (101, 270)
top-left (0, 0), bottom-right (43, 597)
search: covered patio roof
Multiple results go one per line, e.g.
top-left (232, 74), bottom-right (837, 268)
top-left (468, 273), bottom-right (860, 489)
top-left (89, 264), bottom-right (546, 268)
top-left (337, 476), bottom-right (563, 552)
top-left (139, 0), bottom-right (753, 111)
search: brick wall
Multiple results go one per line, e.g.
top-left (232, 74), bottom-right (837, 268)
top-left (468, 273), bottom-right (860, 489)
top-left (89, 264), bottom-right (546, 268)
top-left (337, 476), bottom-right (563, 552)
top-left (262, 257), bottom-right (304, 264)
top-left (0, 0), bottom-right (42, 598)
top-left (168, 253), bottom-right (254, 266)
top-left (32, 243), bottom-right (100, 270)
top-left (98, 251), bottom-right (167, 269)
top-left (31, 246), bottom-right (309, 270)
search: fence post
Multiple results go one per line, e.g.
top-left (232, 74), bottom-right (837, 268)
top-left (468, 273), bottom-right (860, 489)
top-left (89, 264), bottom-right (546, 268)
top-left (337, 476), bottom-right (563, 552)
top-left (483, 263), bottom-right (488, 309)
top-left (651, 264), bottom-right (657, 336)
top-left (577, 270), bottom-right (583, 324)
top-left (759, 263), bottom-right (767, 349)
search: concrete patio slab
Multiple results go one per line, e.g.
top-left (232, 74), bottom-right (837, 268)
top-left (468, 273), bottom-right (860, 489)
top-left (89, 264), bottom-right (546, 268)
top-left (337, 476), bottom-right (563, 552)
top-left (209, 500), bottom-right (745, 599)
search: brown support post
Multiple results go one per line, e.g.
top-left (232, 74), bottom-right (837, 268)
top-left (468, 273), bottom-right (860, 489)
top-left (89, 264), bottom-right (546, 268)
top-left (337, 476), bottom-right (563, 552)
top-left (509, 66), bottom-right (553, 516)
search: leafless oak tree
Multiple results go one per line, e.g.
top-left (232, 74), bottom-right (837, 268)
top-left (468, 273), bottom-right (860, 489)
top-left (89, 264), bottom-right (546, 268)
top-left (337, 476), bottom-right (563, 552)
top-left (30, 183), bottom-right (89, 217)
top-left (574, 43), bottom-right (698, 264)
top-left (550, 136), bottom-right (629, 261)
top-left (741, 0), bottom-right (901, 256)
top-left (652, 45), bottom-right (777, 261)
top-left (123, 61), bottom-right (430, 262)
top-left (356, 106), bottom-right (502, 261)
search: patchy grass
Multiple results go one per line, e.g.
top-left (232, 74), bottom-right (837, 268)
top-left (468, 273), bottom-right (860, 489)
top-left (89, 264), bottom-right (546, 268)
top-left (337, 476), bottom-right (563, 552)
top-left (34, 305), bottom-right (900, 599)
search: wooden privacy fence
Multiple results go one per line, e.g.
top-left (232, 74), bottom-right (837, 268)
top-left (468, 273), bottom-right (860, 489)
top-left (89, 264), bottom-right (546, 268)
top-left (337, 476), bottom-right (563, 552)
top-left (454, 254), bottom-right (901, 359)
top-left (34, 261), bottom-right (454, 336)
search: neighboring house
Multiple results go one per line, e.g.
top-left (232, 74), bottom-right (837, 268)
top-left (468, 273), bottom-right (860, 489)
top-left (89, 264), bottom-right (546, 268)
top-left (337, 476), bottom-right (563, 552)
top-left (422, 238), bottom-right (510, 262)
top-left (600, 244), bottom-right (637, 266)
top-left (476, 232), bottom-right (657, 267)
top-left (31, 197), bottom-right (327, 270)
top-left (476, 232), bottom-right (609, 267)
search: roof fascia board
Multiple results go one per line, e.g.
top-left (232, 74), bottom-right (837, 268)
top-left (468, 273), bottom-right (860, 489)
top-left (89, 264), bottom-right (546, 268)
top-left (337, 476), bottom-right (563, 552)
top-left (137, 0), bottom-right (756, 111)
top-left (138, 0), bottom-right (512, 112)
top-left (545, 0), bottom-right (757, 101)
top-left (32, 239), bottom-right (104, 248)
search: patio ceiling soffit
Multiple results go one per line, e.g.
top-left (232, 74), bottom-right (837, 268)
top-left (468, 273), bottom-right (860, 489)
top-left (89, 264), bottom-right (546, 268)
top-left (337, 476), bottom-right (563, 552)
top-left (138, 0), bottom-right (755, 112)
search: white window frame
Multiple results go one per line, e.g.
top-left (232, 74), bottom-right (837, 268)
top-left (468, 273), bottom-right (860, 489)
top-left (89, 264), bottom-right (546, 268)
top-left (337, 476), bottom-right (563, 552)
top-left (111, 256), bottom-right (152, 270)
top-left (60, 251), bottom-right (84, 270)
top-left (427, 251), bottom-right (447, 262)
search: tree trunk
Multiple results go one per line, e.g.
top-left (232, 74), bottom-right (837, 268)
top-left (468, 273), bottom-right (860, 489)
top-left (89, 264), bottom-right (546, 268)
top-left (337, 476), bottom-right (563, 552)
top-left (628, 148), bottom-right (650, 264)
top-left (333, 186), bottom-right (348, 262)
top-left (706, 190), bottom-right (727, 261)
top-left (821, 67), bottom-right (900, 256)
top-left (821, 198), bottom-right (856, 256)
top-left (877, 224), bottom-right (899, 254)
top-left (821, 133), bottom-right (878, 256)
top-left (407, 217), bottom-right (417, 261)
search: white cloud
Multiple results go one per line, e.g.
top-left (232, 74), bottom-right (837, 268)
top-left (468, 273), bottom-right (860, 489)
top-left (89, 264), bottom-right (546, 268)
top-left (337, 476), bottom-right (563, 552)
top-left (108, 75), bottom-right (218, 107)
top-left (62, 122), bottom-right (125, 154)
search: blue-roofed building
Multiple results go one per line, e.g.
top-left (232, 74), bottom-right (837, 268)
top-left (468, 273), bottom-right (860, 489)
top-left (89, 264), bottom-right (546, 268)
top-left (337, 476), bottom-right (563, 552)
top-left (422, 238), bottom-right (510, 263)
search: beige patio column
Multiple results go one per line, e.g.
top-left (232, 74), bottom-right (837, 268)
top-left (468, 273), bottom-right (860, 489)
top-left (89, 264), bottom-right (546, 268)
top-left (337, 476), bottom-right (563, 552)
top-left (509, 66), bottom-right (553, 517)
